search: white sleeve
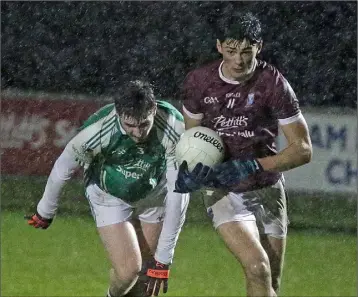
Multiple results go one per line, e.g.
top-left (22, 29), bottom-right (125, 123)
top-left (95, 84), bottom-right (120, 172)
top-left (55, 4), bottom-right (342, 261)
top-left (154, 149), bottom-right (189, 265)
top-left (154, 116), bottom-right (189, 265)
top-left (37, 113), bottom-right (115, 219)
top-left (37, 146), bottom-right (79, 218)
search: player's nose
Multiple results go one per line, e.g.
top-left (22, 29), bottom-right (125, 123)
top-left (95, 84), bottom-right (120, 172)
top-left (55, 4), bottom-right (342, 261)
top-left (130, 128), bottom-right (141, 138)
top-left (233, 53), bottom-right (243, 64)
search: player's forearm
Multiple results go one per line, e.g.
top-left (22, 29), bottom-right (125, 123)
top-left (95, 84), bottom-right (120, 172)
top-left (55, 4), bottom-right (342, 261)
top-left (155, 193), bottom-right (189, 264)
top-left (154, 170), bottom-right (189, 264)
top-left (37, 148), bottom-right (79, 218)
top-left (257, 139), bottom-right (312, 172)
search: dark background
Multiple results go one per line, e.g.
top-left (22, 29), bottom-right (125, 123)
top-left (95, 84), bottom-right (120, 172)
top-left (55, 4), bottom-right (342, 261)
top-left (1, 1), bottom-right (357, 107)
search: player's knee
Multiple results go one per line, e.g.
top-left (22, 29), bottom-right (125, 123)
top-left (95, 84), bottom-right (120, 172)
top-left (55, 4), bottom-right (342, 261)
top-left (111, 260), bottom-right (141, 284)
top-left (109, 266), bottom-right (140, 297)
top-left (246, 259), bottom-right (271, 283)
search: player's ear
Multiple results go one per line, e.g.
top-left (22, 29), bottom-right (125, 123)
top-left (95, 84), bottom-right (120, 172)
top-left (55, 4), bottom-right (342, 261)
top-left (216, 39), bottom-right (223, 54)
top-left (256, 41), bottom-right (263, 54)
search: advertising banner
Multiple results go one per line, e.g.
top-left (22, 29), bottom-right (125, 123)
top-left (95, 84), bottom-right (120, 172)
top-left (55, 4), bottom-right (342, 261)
top-left (1, 91), bottom-right (101, 175)
top-left (277, 111), bottom-right (357, 193)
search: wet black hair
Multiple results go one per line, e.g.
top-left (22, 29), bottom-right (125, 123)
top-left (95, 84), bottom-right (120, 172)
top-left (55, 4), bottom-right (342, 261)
top-left (114, 80), bottom-right (156, 119)
top-left (218, 12), bottom-right (262, 44)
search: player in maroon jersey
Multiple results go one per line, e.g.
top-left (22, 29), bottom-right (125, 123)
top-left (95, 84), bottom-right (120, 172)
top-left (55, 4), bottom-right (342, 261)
top-left (175, 12), bottom-right (312, 297)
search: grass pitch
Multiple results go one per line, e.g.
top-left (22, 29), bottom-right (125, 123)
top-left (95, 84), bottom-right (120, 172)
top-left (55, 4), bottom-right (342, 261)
top-left (1, 211), bottom-right (356, 296)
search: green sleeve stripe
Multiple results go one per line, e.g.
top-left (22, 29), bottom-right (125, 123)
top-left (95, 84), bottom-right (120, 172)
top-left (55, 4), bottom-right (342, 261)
top-left (155, 113), bottom-right (181, 140)
top-left (153, 120), bottom-right (176, 144)
top-left (154, 115), bottom-right (179, 142)
top-left (154, 119), bottom-right (179, 145)
top-left (100, 170), bottom-right (109, 192)
top-left (84, 170), bottom-right (90, 186)
top-left (86, 116), bottom-right (116, 147)
top-left (85, 114), bottom-right (116, 147)
top-left (157, 100), bottom-right (184, 122)
top-left (86, 120), bottom-right (117, 150)
top-left (85, 116), bottom-right (117, 149)
top-left (80, 104), bottom-right (115, 130)
top-left (157, 113), bottom-right (181, 138)
top-left (88, 121), bottom-right (117, 150)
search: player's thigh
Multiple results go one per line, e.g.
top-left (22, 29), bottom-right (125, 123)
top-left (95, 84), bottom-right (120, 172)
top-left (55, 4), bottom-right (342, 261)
top-left (85, 183), bottom-right (142, 278)
top-left (205, 190), bottom-right (270, 269)
top-left (217, 220), bottom-right (270, 269)
top-left (260, 235), bottom-right (286, 277)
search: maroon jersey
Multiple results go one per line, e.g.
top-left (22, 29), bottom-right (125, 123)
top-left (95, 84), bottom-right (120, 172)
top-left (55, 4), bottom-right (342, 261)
top-left (181, 59), bottom-right (301, 192)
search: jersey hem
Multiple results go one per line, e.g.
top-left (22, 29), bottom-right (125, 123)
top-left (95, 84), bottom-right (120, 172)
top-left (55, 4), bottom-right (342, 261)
top-left (278, 112), bottom-right (303, 125)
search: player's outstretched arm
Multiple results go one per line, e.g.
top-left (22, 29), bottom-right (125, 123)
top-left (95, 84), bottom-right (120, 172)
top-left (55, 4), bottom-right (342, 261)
top-left (26, 112), bottom-right (109, 228)
top-left (143, 128), bottom-right (190, 296)
top-left (26, 140), bottom-right (83, 228)
top-left (26, 105), bottom-right (116, 228)
top-left (144, 166), bottom-right (189, 296)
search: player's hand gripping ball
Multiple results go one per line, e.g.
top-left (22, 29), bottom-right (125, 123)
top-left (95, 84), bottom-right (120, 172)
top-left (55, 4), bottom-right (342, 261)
top-left (174, 160), bottom-right (213, 193)
top-left (212, 158), bottom-right (263, 187)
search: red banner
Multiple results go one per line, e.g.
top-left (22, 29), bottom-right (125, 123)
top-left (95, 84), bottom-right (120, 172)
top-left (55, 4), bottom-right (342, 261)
top-left (1, 93), bottom-right (101, 176)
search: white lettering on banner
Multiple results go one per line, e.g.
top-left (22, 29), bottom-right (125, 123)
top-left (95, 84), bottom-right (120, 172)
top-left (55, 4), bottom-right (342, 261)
top-left (0, 113), bottom-right (49, 149)
top-left (277, 111), bottom-right (357, 193)
top-left (0, 113), bottom-right (78, 149)
top-left (212, 115), bottom-right (248, 128)
top-left (54, 120), bottom-right (78, 148)
top-left (203, 97), bottom-right (219, 104)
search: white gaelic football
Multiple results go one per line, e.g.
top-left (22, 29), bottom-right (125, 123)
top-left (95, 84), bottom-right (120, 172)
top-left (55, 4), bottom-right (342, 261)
top-left (175, 126), bottom-right (225, 171)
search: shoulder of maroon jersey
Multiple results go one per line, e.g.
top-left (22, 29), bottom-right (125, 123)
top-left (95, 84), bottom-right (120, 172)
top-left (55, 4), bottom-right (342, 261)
top-left (256, 59), bottom-right (285, 84)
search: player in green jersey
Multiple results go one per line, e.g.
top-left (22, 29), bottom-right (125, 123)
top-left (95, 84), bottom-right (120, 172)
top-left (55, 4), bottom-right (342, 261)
top-left (26, 80), bottom-right (189, 297)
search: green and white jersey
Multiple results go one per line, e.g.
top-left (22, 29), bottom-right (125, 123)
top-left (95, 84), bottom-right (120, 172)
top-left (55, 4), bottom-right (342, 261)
top-left (37, 100), bottom-right (188, 265)
top-left (71, 100), bottom-right (184, 203)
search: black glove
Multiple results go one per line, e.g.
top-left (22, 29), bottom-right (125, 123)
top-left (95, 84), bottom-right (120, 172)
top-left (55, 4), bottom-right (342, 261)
top-left (174, 161), bottom-right (212, 193)
top-left (143, 259), bottom-right (170, 296)
top-left (25, 211), bottom-right (53, 229)
top-left (211, 158), bottom-right (263, 187)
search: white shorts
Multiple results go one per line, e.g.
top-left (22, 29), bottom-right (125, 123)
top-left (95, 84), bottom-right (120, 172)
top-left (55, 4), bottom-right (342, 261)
top-left (203, 178), bottom-right (288, 238)
top-left (85, 183), bottom-right (166, 228)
